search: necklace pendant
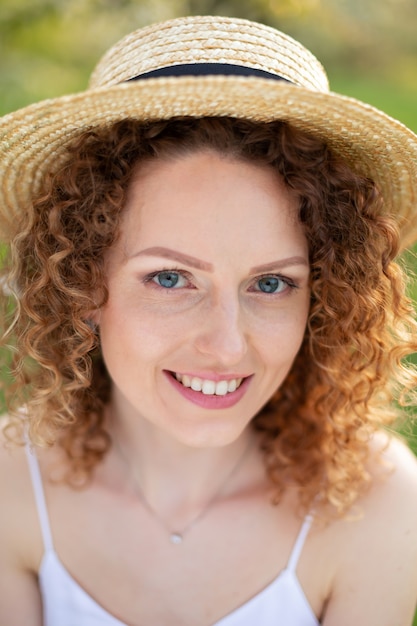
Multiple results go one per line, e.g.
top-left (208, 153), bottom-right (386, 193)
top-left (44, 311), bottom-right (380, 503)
top-left (170, 532), bottom-right (183, 544)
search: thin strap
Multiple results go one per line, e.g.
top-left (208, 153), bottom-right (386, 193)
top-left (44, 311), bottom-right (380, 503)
top-left (24, 442), bottom-right (54, 553)
top-left (287, 513), bottom-right (314, 572)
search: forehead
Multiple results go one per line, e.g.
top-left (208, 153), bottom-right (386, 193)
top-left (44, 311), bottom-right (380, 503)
top-left (116, 150), bottom-right (306, 263)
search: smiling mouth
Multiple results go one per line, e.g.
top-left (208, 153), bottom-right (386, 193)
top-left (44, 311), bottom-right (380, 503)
top-left (172, 373), bottom-right (244, 396)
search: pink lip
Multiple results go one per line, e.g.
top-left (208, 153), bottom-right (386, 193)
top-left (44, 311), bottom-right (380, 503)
top-left (164, 371), bottom-right (252, 410)
top-left (172, 371), bottom-right (250, 382)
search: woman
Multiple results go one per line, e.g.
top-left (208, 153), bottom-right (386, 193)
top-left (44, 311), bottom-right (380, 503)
top-left (0, 15), bottom-right (417, 626)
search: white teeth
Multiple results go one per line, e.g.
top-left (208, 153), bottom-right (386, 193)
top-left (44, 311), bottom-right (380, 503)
top-left (202, 380), bottom-right (216, 395)
top-left (215, 380), bottom-right (228, 396)
top-left (175, 374), bottom-right (244, 395)
top-left (181, 374), bottom-right (192, 388)
top-left (227, 379), bottom-right (237, 393)
top-left (191, 377), bottom-right (203, 392)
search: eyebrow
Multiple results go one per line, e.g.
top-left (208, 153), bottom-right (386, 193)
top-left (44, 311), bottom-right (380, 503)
top-left (130, 247), bottom-right (214, 271)
top-left (250, 257), bottom-right (309, 273)
top-left (130, 246), bottom-right (309, 274)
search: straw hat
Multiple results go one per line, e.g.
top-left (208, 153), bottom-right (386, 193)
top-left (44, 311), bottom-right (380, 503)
top-left (1, 15), bottom-right (417, 247)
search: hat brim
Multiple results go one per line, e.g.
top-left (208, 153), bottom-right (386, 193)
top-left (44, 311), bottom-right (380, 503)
top-left (1, 75), bottom-right (417, 248)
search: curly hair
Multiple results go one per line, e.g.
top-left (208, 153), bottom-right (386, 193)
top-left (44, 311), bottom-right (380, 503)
top-left (1, 117), bottom-right (416, 514)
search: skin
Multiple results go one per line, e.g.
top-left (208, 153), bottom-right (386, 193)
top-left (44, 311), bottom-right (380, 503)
top-left (0, 151), bottom-right (417, 626)
top-left (99, 151), bottom-right (310, 451)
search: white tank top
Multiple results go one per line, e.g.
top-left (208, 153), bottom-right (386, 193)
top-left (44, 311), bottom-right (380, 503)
top-left (26, 444), bottom-right (319, 626)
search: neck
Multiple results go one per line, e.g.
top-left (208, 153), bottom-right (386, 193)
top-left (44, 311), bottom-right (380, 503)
top-left (105, 394), bottom-right (256, 515)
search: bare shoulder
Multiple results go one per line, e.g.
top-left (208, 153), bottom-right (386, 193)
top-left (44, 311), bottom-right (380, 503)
top-left (0, 416), bottom-right (43, 625)
top-left (0, 416), bottom-right (36, 553)
top-left (322, 431), bottom-right (417, 625)
top-left (366, 430), bottom-right (417, 510)
top-left (0, 416), bottom-right (28, 499)
top-left (0, 415), bottom-right (52, 544)
top-left (351, 430), bottom-right (417, 556)
top-left (360, 431), bottom-right (417, 547)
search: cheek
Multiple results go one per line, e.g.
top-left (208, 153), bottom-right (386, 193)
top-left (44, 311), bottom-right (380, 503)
top-left (247, 291), bottom-right (310, 331)
top-left (98, 297), bottom-right (195, 365)
top-left (251, 306), bottom-right (309, 365)
top-left (258, 326), bottom-right (305, 364)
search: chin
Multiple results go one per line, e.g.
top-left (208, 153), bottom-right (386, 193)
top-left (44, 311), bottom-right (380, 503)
top-left (165, 416), bottom-right (251, 449)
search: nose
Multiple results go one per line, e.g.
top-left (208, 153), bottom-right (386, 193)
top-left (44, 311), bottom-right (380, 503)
top-left (194, 294), bottom-right (248, 365)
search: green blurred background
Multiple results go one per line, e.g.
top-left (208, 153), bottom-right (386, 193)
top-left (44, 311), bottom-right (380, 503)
top-left (1, 0), bottom-right (417, 620)
top-left (1, 0), bottom-right (417, 130)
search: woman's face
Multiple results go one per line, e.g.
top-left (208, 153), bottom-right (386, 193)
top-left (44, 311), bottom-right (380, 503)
top-left (98, 150), bottom-right (310, 447)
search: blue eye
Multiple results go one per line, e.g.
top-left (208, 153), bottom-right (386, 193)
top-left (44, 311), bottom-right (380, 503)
top-left (153, 271), bottom-right (181, 288)
top-left (256, 275), bottom-right (286, 293)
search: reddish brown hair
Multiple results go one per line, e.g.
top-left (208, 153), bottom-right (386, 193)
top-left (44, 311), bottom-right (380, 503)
top-left (2, 117), bottom-right (416, 515)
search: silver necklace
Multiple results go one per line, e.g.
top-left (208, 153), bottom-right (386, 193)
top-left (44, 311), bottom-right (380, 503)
top-left (116, 438), bottom-right (252, 545)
